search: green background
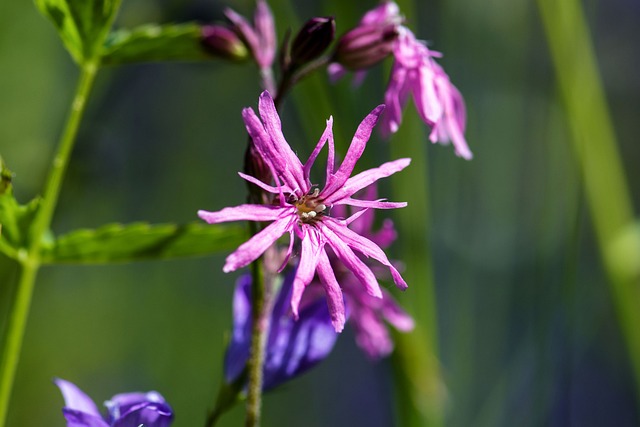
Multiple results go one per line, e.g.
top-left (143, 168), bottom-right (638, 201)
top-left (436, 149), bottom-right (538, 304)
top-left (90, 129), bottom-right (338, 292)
top-left (1, 0), bottom-right (639, 425)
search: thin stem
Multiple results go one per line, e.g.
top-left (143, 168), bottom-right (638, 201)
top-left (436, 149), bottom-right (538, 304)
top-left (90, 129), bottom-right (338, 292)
top-left (274, 56), bottom-right (330, 109)
top-left (245, 250), bottom-right (266, 427)
top-left (0, 62), bottom-right (99, 427)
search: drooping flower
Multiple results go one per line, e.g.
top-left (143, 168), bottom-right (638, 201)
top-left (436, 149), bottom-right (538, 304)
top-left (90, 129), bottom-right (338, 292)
top-left (330, 1), bottom-right (472, 160)
top-left (325, 186), bottom-right (414, 358)
top-left (225, 0), bottom-right (276, 70)
top-left (225, 271), bottom-right (338, 390)
top-left (381, 27), bottom-right (473, 159)
top-left (198, 91), bottom-right (409, 333)
top-left (54, 378), bottom-right (173, 427)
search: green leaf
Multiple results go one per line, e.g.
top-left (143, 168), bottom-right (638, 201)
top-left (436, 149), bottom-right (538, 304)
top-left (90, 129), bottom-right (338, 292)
top-left (34, 0), bottom-right (122, 63)
top-left (102, 23), bottom-right (212, 65)
top-left (40, 221), bottom-right (247, 264)
top-left (0, 193), bottom-right (40, 261)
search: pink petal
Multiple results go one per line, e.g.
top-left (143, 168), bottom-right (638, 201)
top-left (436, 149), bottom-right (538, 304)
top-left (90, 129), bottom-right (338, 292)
top-left (336, 198), bottom-right (407, 210)
top-left (316, 249), bottom-right (346, 332)
top-left (324, 219), bottom-right (407, 290)
top-left (303, 116), bottom-right (334, 186)
top-left (413, 62), bottom-right (442, 125)
top-left (369, 218), bottom-right (398, 248)
top-left (323, 104), bottom-right (385, 196)
top-left (380, 63), bottom-right (409, 137)
top-left (224, 216), bottom-right (294, 272)
top-left (380, 289), bottom-right (415, 331)
top-left (225, 8), bottom-right (260, 56)
top-left (360, 1), bottom-right (401, 25)
top-left (254, 0), bottom-right (276, 68)
top-left (238, 172), bottom-right (283, 194)
top-left (320, 222), bottom-right (382, 298)
top-left (198, 204), bottom-right (287, 224)
top-left (257, 92), bottom-right (308, 191)
top-left (291, 227), bottom-right (323, 318)
top-left (348, 185), bottom-right (378, 235)
top-left (323, 158), bottom-right (411, 204)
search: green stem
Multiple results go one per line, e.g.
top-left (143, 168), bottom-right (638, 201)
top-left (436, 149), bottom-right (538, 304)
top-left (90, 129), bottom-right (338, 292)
top-left (245, 255), bottom-right (266, 427)
top-left (390, 111), bottom-right (444, 427)
top-left (537, 0), bottom-right (640, 406)
top-left (0, 62), bottom-right (99, 427)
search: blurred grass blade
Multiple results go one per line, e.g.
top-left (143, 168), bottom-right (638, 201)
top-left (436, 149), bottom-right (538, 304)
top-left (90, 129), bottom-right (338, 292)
top-left (390, 110), bottom-right (445, 427)
top-left (537, 0), bottom-right (640, 400)
top-left (40, 222), bottom-right (247, 264)
top-left (102, 24), bottom-right (214, 65)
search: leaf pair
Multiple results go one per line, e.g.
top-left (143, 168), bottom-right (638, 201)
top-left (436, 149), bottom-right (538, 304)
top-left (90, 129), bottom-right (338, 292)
top-left (35, 0), bottom-right (221, 66)
top-left (0, 157), bottom-right (246, 264)
top-left (35, 0), bottom-right (121, 64)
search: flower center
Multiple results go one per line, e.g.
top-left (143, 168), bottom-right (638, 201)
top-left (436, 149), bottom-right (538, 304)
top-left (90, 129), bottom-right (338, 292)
top-left (293, 188), bottom-right (327, 224)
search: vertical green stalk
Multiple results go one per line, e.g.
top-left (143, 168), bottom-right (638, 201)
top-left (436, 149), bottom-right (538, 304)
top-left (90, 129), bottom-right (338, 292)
top-left (390, 111), bottom-right (444, 427)
top-left (537, 0), bottom-right (640, 402)
top-left (245, 254), bottom-right (266, 427)
top-left (387, 1), bottom-right (444, 425)
top-left (0, 62), bottom-right (99, 427)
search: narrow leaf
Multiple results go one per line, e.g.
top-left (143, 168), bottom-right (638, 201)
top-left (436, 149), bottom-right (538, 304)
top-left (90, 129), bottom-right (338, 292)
top-left (102, 24), bottom-right (212, 65)
top-left (40, 222), bottom-right (247, 264)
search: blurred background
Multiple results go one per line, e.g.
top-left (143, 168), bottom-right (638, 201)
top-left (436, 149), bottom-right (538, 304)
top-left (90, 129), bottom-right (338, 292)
top-left (1, 0), bottom-right (639, 426)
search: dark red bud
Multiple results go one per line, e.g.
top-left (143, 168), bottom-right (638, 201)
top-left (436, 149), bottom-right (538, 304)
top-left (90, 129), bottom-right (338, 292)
top-left (201, 25), bottom-right (249, 61)
top-left (290, 17), bottom-right (336, 67)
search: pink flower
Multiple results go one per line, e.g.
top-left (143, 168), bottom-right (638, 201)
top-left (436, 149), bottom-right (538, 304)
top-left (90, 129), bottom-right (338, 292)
top-left (382, 27), bottom-right (473, 160)
top-left (198, 91), bottom-right (410, 333)
top-left (225, 0), bottom-right (276, 70)
top-left (325, 187), bottom-right (414, 358)
top-left (330, 1), bottom-right (473, 160)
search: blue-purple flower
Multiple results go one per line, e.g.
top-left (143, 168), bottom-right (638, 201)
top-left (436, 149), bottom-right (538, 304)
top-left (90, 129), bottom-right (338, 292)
top-left (225, 272), bottom-right (338, 390)
top-left (55, 378), bottom-right (173, 427)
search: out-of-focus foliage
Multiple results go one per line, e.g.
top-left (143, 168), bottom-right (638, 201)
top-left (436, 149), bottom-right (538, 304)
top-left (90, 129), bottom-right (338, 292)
top-left (40, 222), bottom-right (247, 264)
top-left (34, 0), bottom-right (121, 63)
top-left (103, 24), bottom-right (212, 65)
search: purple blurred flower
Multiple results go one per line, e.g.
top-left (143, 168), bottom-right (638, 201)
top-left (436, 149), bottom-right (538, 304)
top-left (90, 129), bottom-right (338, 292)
top-left (328, 187), bottom-right (414, 358)
top-left (330, 1), bottom-right (473, 160)
top-left (225, 272), bottom-right (338, 390)
top-left (382, 27), bottom-right (473, 159)
top-left (225, 0), bottom-right (276, 70)
top-left (54, 378), bottom-right (173, 427)
top-left (199, 91), bottom-right (409, 333)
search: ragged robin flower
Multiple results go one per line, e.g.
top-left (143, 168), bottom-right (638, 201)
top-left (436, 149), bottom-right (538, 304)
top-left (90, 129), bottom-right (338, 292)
top-left (198, 91), bottom-right (410, 332)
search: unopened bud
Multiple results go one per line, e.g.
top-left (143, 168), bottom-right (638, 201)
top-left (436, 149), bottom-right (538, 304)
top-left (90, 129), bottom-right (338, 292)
top-left (333, 23), bottom-right (398, 70)
top-left (290, 17), bottom-right (336, 67)
top-left (201, 25), bottom-right (249, 61)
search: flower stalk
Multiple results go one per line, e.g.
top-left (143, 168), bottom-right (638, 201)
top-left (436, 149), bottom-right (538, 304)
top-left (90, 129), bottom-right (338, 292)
top-left (0, 62), bottom-right (99, 427)
top-left (245, 241), bottom-right (267, 427)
